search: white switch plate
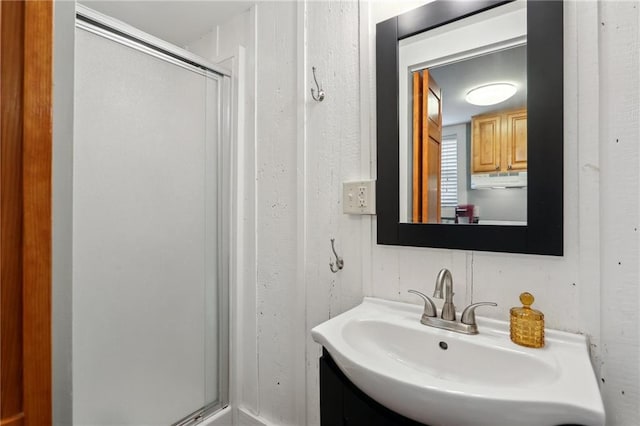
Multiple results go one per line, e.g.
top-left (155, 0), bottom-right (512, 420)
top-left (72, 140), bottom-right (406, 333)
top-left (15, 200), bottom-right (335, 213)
top-left (343, 180), bottom-right (376, 214)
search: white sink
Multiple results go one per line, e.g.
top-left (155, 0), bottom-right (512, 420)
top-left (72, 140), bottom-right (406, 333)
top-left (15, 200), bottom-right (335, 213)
top-left (311, 297), bottom-right (605, 426)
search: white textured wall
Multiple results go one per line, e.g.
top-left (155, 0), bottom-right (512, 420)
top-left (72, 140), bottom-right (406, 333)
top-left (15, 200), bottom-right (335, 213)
top-left (254, 3), bottom-right (303, 425)
top-left (304, 2), bottom-right (364, 425)
top-left (597, 1), bottom-right (639, 423)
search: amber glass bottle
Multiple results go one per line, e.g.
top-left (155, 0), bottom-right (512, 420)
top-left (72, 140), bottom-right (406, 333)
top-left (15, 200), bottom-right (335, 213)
top-left (510, 292), bottom-right (545, 348)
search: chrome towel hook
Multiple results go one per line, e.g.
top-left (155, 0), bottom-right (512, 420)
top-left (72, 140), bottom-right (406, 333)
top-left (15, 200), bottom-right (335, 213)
top-left (311, 66), bottom-right (325, 102)
top-left (329, 238), bottom-right (344, 273)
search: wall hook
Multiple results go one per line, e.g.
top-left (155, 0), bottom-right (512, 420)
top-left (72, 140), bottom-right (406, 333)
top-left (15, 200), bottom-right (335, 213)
top-left (311, 66), bottom-right (325, 102)
top-left (329, 238), bottom-right (344, 273)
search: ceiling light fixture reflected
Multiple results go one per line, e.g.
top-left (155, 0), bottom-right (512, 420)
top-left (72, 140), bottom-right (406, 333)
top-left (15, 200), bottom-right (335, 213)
top-left (465, 83), bottom-right (517, 106)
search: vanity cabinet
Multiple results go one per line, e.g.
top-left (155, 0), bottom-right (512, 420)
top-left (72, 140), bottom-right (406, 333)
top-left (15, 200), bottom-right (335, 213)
top-left (471, 108), bottom-right (527, 174)
top-left (319, 348), bottom-right (585, 426)
top-left (320, 349), bottom-right (427, 426)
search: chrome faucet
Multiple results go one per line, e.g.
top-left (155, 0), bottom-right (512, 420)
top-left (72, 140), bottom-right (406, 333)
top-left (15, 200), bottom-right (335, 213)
top-left (433, 268), bottom-right (455, 321)
top-left (409, 268), bottom-right (497, 335)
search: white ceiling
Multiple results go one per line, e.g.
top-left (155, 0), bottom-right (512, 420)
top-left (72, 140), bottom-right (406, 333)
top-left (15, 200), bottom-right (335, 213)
top-left (430, 44), bottom-right (527, 127)
top-left (79, 1), bottom-right (254, 47)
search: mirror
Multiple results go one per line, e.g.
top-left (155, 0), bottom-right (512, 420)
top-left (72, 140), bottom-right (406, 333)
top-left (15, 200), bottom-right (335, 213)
top-left (398, 1), bottom-right (527, 225)
top-left (376, 0), bottom-right (563, 255)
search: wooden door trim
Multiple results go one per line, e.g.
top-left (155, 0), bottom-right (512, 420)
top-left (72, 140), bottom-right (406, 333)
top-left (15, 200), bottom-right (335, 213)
top-left (421, 70), bottom-right (429, 222)
top-left (1, 0), bottom-right (26, 424)
top-left (22, 1), bottom-right (53, 423)
top-left (1, 1), bottom-right (53, 425)
top-left (411, 71), bottom-right (423, 223)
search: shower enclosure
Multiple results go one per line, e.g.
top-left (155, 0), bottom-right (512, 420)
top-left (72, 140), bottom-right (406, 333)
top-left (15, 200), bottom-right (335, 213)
top-left (72, 7), bottom-right (230, 425)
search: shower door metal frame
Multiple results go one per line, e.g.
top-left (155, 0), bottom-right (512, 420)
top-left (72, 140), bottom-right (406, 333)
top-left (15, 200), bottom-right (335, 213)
top-left (75, 6), bottom-right (231, 424)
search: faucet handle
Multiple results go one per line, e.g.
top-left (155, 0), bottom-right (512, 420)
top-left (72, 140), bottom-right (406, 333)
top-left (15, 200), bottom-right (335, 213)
top-left (460, 302), bottom-right (498, 325)
top-left (408, 290), bottom-right (437, 318)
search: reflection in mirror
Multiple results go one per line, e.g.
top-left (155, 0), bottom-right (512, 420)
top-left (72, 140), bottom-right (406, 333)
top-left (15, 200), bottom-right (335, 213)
top-left (398, 0), bottom-right (528, 226)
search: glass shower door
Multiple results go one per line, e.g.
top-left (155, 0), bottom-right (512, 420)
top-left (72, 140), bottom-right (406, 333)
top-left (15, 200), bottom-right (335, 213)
top-left (73, 15), bottom-right (228, 425)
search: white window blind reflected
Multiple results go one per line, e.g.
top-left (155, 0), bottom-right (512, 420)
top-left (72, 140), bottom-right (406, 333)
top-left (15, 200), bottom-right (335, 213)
top-left (441, 137), bottom-right (458, 207)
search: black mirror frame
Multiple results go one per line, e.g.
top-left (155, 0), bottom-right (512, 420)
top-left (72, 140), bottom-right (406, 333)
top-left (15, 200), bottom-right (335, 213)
top-left (376, 0), bottom-right (563, 256)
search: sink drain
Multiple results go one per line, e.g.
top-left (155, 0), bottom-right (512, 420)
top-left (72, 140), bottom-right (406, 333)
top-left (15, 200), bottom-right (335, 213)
top-left (439, 341), bottom-right (448, 350)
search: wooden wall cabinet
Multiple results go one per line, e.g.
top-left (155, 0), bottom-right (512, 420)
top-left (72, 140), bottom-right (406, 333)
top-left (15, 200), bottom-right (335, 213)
top-left (471, 108), bottom-right (527, 174)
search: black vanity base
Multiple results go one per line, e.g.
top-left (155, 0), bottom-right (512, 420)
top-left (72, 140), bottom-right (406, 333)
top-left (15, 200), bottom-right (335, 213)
top-left (320, 349), bottom-right (427, 426)
top-left (319, 348), bottom-right (584, 426)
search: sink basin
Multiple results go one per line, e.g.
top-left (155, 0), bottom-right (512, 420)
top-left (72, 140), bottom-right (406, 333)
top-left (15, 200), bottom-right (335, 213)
top-left (311, 297), bottom-right (605, 426)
